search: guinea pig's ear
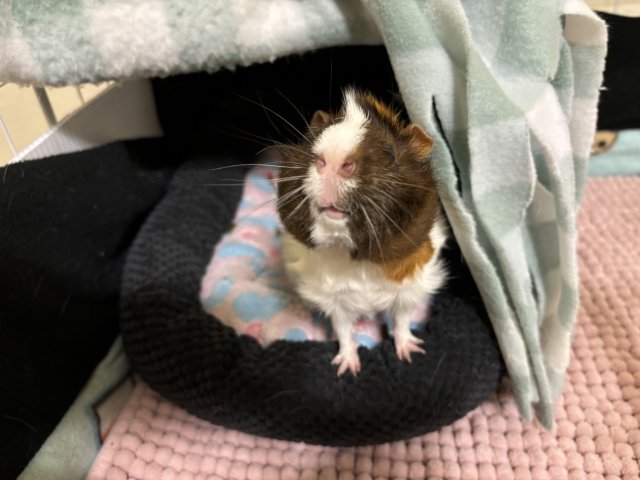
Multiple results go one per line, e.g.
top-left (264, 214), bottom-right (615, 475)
top-left (310, 110), bottom-right (333, 130)
top-left (402, 124), bottom-right (434, 158)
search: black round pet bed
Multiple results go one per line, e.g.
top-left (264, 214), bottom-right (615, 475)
top-left (120, 158), bottom-right (504, 446)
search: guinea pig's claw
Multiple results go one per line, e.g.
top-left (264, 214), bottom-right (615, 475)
top-left (394, 333), bottom-right (426, 363)
top-left (332, 350), bottom-right (361, 377)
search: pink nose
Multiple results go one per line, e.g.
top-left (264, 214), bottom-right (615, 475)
top-left (316, 156), bottom-right (356, 178)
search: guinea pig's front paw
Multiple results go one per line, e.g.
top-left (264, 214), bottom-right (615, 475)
top-left (393, 331), bottom-right (426, 363)
top-left (331, 349), bottom-right (361, 377)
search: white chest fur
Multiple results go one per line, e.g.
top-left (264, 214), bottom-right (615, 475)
top-left (281, 219), bottom-right (447, 374)
top-left (281, 216), bottom-right (447, 320)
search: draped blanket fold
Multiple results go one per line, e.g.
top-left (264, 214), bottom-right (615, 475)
top-left (0, 0), bottom-right (607, 427)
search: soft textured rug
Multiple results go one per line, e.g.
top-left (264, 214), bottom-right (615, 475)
top-left (87, 176), bottom-right (640, 480)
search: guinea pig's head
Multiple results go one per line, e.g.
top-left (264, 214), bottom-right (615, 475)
top-left (277, 88), bottom-right (440, 264)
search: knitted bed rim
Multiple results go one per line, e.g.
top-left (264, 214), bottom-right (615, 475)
top-left (120, 158), bottom-right (504, 446)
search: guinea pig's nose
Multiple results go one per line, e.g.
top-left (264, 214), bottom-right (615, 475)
top-left (315, 155), bottom-right (356, 178)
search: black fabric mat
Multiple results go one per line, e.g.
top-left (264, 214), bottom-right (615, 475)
top-left (0, 140), bottom-right (176, 479)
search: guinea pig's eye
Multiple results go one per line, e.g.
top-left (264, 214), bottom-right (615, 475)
top-left (382, 146), bottom-right (396, 163)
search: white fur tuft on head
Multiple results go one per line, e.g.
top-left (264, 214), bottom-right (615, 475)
top-left (304, 89), bottom-right (370, 248)
top-left (311, 89), bottom-right (368, 160)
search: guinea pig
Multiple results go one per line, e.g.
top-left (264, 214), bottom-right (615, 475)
top-left (276, 88), bottom-right (447, 376)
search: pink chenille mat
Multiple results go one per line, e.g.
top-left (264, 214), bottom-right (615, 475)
top-left (87, 177), bottom-right (640, 480)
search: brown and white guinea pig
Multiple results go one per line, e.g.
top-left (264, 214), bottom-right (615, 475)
top-left (276, 88), bottom-right (447, 376)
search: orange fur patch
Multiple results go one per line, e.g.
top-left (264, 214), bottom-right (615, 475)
top-left (364, 93), bottom-right (402, 132)
top-left (381, 240), bottom-right (435, 283)
top-left (405, 124), bottom-right (434, 158)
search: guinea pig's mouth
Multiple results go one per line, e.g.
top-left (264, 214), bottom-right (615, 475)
top-left (318, 204), bottom-right (347, 220)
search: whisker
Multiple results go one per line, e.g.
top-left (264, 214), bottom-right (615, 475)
top-left (361, 195), bottom-right (419, 249)
top-left (274, 188), bottom-right (310, 222)
top-left (227, 126), bottom-right (308, 154)
top-left (277, 143), bottom-right (316, 159)
top-left (198, 183), bottom-right (246, 187)
top-left (358, 201), bottom-right (385, 266)
top-left (268, 163), bottom-right (309, 172)
top-left (276, 184), bottom-right (307, 208)
top-left (232, 92), bottom-right (311, 143)
top-left (255, 142), bottom-right (308, 156)
top-left (234, 184), bottom-right (306, 225)
top-left (209, 125), bottom-right (276, 149)
top-left (367, 184), bottom-right (405, 210)
top-left (205, 161), bottom-right (308, 174)
top-left (257, 184), bottom-right (305, 215)
top-left (256, 91), bottom-right (286, 139)
top-left (194, 116), bottom-right (315, 161)
top-left (283, 194), bottom-right (309, 225)
top-left (256, 144), bottom-right (277, 156)
top-left (269, 175), bottom-right (308, 184)
top-left (207, 163), bottom-right (282, 173)
top-left (275, 89), bottom-right (314, 138)
top-left (199, 172), bottom-right (308, 188)
top-left (234, 198), bottom-right (277, 223)
top-left (218, 125), bottom-right (311, 161)
top-left (381, 176), bottom-right (437, 194)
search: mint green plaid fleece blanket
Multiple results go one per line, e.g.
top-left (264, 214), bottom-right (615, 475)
top-left (0, 0), bottom-right (606, 428)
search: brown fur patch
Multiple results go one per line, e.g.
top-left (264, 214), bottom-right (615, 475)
top-left (381, 239), bottom-right (435, 282)
top-left (363, 93), bottom-right (402, 133)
